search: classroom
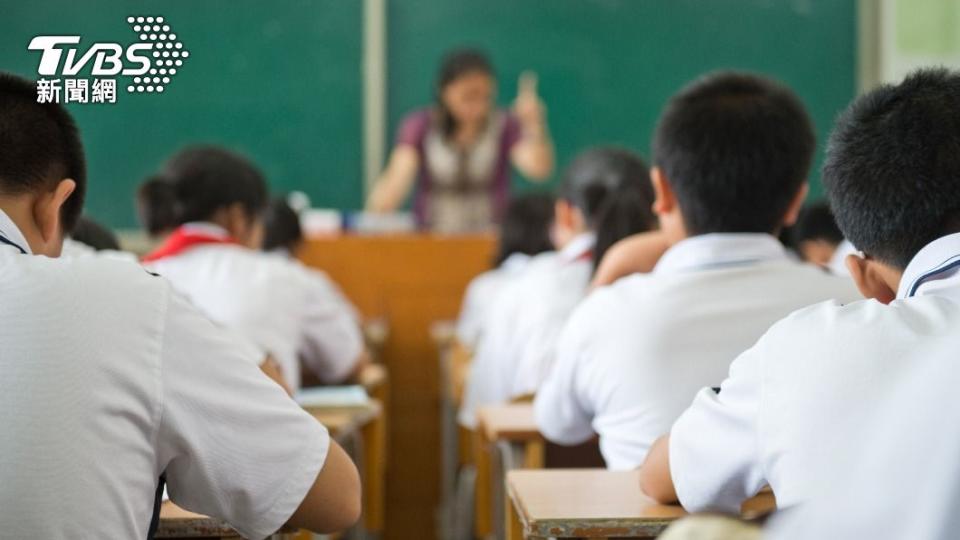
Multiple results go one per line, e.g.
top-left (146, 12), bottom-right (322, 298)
top-left (3, 0), bottom-right (960, 539)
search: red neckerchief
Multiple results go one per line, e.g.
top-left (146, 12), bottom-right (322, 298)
top-left (142, 225), bottom-right (237, 262)
top-left (574, 249), bottom-right (594, 263)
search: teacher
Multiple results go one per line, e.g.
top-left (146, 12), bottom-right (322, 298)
top-left (365, 48), bottom-right (555, 233)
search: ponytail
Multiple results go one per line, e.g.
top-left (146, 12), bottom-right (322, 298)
top-left (592, 183), bottom-right (658, 270)
top-left (558, 146), bottom-right (658, 270)
top-left (136, 145), bottom-right (268, 238)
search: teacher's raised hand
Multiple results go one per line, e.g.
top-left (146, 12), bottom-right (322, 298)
top-left (510, 71), bottom-right (554, 180)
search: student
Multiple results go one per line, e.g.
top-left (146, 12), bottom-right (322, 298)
top-left (0, 72), bottom-right (359, 537)
top-left (459, 146), bottom-right (657, 427)
top-left (456, 192), bottom-right (555, 349)
top-left (534, 72), bottom-right (859, 470)
top-left (788, 200), bottom-right (847, 268)
top-left (261, 196), bottom-right (360, 325)
top-left (139, 147), bottom-right (367, 390)
top-left (638, 68), bottom-right (960, 516)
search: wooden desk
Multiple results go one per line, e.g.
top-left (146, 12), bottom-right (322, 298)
top-left (300, 233), bottom-right (496, 540)
top-left (506, 469), bottom-right (777, 540)
top-left (157, 503), bottom-right (243, 539)
top-left (475, 403), bottom-right (546, 540)
top-left (356, 363), bottom-right (390, 536)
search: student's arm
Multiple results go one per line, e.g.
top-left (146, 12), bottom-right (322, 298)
top-left (157, 289), bottom-right (361, 538)
top-left (648, 345), bottom-right (768, 514)
top-left (639, 435), bottom-right (677, 503)
top-left (299, 269), bottom-right (367, 384)
top-left (592, 230), bottom-right (670, 288)
top-left (510, 72), bottom-right (554, 180)
top-left (285, 441), bottom-right (362, 532)
top-left (365, 145), bottom-right (419, 212)
top-left (532, 302), bottom-right (597, 445)
top-left (260, 355), bottom-right (293, 396)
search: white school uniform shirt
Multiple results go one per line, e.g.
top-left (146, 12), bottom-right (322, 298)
top-left (668, 232), bottom-right (960, 514)
top-left (0, 210), bottom-right (329, 540)
top-left (266, 247), bottom-right (361, 322)
top-left (458, 233), bottom-right (594, 428)
top-left (60, 237), bottom-right (139, 263)
top-left (456, 252), bottom-right (532, 349)
top-left (534, 233), bottom-right (860, 470)
top-left (146, 223), bottom-right (363, 390)
top-left (766, 319), bottom-right (960, 540)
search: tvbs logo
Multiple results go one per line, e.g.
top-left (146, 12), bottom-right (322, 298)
top-left (28, 16), bottom-right (189, 103)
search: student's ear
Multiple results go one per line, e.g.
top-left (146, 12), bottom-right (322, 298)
top-left (650, 167), bottom-right (676, 216)
top-left (846, 254), bottom-right (898, 304)
top-left (32, 178), bottom-right (76, 256)
top-left (781, 182), bottom-right (809, 228)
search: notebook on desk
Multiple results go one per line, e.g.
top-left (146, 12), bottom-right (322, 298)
top-left (295, 385), bottom-right (370, 408)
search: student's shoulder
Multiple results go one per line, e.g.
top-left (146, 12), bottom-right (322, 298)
top-left (775, 260), bottom-right (861, 299)
top-left (567, 273), bottom-right (659, 329)
top-left (39, 254), bottom-right (172, 307)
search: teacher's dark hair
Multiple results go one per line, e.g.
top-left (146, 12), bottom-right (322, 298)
top-left (137, 145), bottom-right (268, 235)
top-left (0, 72), bottom-right (87, 233)
top-left (435, 48), bottom-right (494, 138)
top-left (495, 192), bottom-right (555, 266)
top-left (560, 147), bottom-right (658, 270)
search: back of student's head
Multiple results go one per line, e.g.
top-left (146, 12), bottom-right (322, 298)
top-left (791, 200), bottom-right (843, 248)
top-left (0, 72), bottom-right (86, 233)
top-left (652, 71), bottom-right (814, 235)
top-left (137, 145), bottom-right (268, 235)
top-left (262, 196), bottom-right (303, 253)
top-left (71, 216), bottom-right (121, 251)
top-left (824, 68), bottom-right (960, 270)
top-left (495, 192), bottom-right (555, 266)
top-left (559, 146), bottom-right (658, 267)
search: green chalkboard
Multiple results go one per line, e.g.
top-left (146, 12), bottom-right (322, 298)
top-left (386, 0), bottom-right (857, 200)
top-left (1, 0), bottom-right (363, 227)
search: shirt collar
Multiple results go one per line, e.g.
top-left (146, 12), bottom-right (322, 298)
top-left (558, 232), bottom-right (596, 264)
top-left (501, 252), bottom-right (531, 272)
top-left (180, 221), bottom-right (232, 239)
top-left (654, 233), bottom-right (788, 274)
top-left (0, 208), bottom-right (32, 255)
top-left (897, 232), bottom-right (960, 300)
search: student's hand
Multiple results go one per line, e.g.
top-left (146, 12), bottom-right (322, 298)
top-left (513, 71), bottom-right (546, 132)
top-left (592, 230), bottom-right (671, 289)
top-left (259, 356), bottom-right (293, 397)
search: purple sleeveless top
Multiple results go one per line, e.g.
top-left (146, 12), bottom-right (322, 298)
top-left (396, 108), bottom-right (522, 231)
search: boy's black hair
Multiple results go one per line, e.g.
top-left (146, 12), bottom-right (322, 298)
top-left (558, 146), bottom-right (658, 269)
top-left (824, 68), bottom-right (960, 269)
top-left (495, 192), bottom-right (555, 266)
top-left (652, 71), bottom-right (814, 236)
top-left (0, 72), bottom-right (86, 233)
top-left (137, 145), bottom-right (268, 234)
top-left (262, 196), bottom-right (303, 253)
top-left (71, 215), bottom-right (121, 251)
top-left (435, 48), bottom-right (495, 138)
top-left (790, 200), bottom-right (844, 248)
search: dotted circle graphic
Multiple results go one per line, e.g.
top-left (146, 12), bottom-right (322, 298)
top-left (126, 15), bottom-right (188, 94)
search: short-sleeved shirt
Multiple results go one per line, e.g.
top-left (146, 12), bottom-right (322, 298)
top-left (396, 107), bottom-right (522, 233)
top-left (456, 252), bottom-right (532, 349)
top-left (669, 232), bottom-right (960, 514)
top-left (0, 211), bottom-right (328, 539)
top-left (145, 223), bottom-right (363, 390)
top-left (458, 233), bottom-right (595, 428)
top-left (533, 233), bottom-right (860, 470)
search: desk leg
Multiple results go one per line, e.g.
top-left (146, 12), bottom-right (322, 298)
top-left (363, 402), bottom-right (387, 536)
top-left (505, 488), bottom-right (524, 540)
top-left (473, 429), bottom-right (493, 539)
